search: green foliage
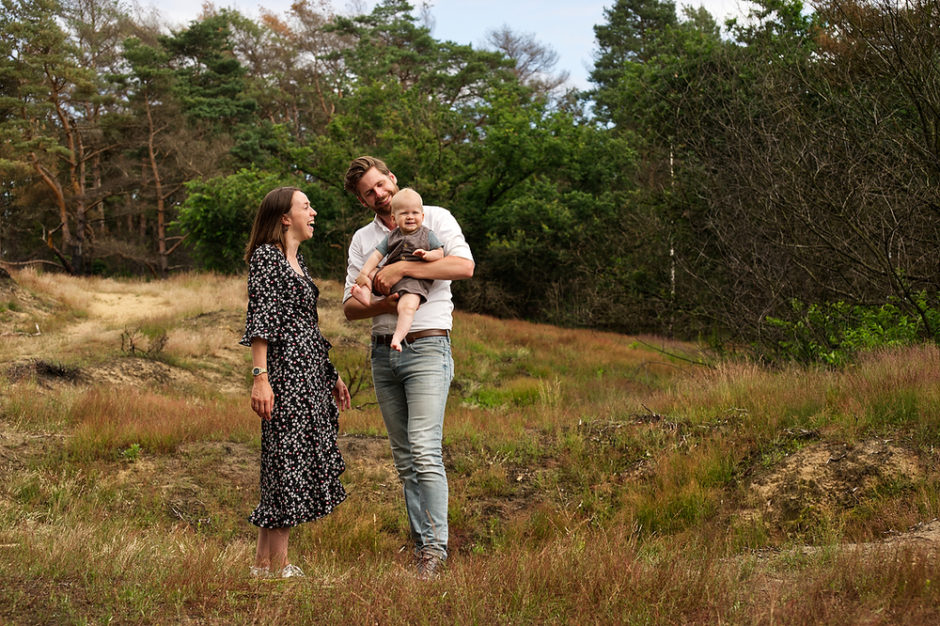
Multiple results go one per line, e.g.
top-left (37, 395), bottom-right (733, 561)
top-left (229, 121), bottom-right (313, 173)
top-left (591, 0), bottom-right (679, 108)
top-left (160, 11), bottom-right (257, 125)
top-left (174, 168), bottom-right (350, 278)
top-left (121, 36), bottom-right (174, 102)
top-left (766, 293), bottom-right (940, 365)
top-left (121, 443), bottom-right (142, 462)
top-left (2, 0), bottom-right (939, 360)
top-left (175, 169), bottom-right (301, 273)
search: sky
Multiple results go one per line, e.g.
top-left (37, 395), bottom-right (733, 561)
top-left (152, 0), bottom-right (754, 90)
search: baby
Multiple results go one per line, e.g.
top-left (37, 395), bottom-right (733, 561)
top-left (351, 188), bottom-right (444, 351)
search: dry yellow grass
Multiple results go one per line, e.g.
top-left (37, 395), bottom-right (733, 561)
top-left (67, 388), bottom-right (257, 457)
top-left (2, 272), bottom-right (939, 624)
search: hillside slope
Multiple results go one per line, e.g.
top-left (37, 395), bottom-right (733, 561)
top-left (1, 268), bottom-right (938, 624)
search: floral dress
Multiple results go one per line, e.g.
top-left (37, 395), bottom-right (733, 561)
top-left (240, 243), bottom-right (346, 528)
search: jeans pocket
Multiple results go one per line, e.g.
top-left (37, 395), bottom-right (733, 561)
top-left (409, 337), bottom-right (453, 382)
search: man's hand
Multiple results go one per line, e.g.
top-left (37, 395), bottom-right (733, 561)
top-left (343, 291), bottom-right (401, 321)
top-left (373, 262), bottom-right (407, 296)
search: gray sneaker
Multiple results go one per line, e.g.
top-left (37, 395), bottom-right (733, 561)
top-left (416, 550), bottom-right (445, 580)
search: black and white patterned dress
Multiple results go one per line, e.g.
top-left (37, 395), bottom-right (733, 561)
top-left (240, 243), bottom-right (346, 529)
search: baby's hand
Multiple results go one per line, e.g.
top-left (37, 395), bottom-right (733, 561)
top-left (414, 248), bottom-right (443, 262)
top-left (355, 273), bottom-right (372, 289)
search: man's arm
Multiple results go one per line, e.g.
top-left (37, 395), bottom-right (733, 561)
top-left (356, 249), bottom-right (384, 288)
top-left (372, 256), bottom-right (475, 296)
top-left (343, 292), bottom-right (400, 321)
top-left (344, 229), bottom-right (393, 321)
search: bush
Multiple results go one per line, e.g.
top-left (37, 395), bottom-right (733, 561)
top-left (175, 169), bottom-right (303, 273)
top-left (765, 292), bottom-right (940, 365)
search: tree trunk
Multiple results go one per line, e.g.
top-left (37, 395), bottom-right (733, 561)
top-left (145, 101), bottom-right (169, 277)
top-left (30, 153), bottom-right (74, 274)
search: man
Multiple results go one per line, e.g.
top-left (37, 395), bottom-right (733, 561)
top-left (342, 156), bottom-right (474, 579)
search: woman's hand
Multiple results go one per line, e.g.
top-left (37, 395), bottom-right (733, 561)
top-left (332, 376), bottom-right (351, 411)
top-left (251, 376), bottom-right (274, 420)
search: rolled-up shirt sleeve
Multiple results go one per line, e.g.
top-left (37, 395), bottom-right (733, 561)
top-left (343, 231), bottom-right (370, 303)
top-left (429, 207), bottom-right (473, 262)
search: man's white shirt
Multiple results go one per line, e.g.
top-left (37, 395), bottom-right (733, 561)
top-left (343, 205), bottom-right (473, 335)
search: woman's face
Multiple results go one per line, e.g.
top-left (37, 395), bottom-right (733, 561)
top-left (281, 191), bottom-right (317, 242)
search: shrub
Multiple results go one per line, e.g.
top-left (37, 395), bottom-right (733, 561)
top-left (766, 292), bottom-right (940, 365)
top-left (174, 169), bottom-right (302, 273)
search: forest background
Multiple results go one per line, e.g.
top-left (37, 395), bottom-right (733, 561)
top-left (2, 0), bottom-right (938, 362)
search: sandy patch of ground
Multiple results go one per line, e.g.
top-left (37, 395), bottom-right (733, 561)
top-left (85, 292), bottom-right (170, 324)
top-left (742, 438), bottom-right (925, 532)
top-left (2, 269), bottom-right (248, 395)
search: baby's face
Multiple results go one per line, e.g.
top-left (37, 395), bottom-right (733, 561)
top-left (393, 201), bottom-right (424, 233)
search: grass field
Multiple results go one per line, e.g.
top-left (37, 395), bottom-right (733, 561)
top-left (1, 268), bottom-right (938, 624)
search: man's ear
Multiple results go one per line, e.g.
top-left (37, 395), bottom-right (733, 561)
top-left (389, 172), bottom-right (397, 185)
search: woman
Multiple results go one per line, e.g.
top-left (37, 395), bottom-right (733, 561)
top-left (240, 186), bottom-right (351, 578)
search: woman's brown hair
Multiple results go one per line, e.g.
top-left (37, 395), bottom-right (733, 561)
top-left (244, 186), bottom-right (300, 262)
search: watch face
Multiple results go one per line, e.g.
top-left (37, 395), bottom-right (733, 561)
top-left (252, 367), bottom-right (262, 376)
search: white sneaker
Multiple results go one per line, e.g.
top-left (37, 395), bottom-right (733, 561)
top-left (279, 563), bottom-right (305, 578)
top-left (249, 566), bottom-right (271, 578)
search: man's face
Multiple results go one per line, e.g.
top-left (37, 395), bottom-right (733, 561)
top-left (356, 167), bottom-right (399, 215)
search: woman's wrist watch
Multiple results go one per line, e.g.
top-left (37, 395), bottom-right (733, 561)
top-left (252, 367), bottom-right (267, 376)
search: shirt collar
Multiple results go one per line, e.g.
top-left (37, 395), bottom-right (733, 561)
top-left (372, 215), bottom-right (393, 234)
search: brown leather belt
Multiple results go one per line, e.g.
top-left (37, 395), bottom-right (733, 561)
top-left (372, 329), bottom-right (449, 345)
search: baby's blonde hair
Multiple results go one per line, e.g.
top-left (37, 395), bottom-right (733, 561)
top-left (391, 187), bottom-right (423, 214)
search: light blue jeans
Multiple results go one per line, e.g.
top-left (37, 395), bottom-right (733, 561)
top-left (371, 335), bottom-right (453, 559)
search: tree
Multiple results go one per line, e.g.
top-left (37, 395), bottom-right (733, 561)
top-left (119, 36), bottom-right (188, 275)
top-left (174, 167), bottom-right (350, 277)
top-left (161, 11), bottom-right (257, 127)
top-left (0, 0), bottom-right (103, 273)
top-left (587, 0), bottom-right (727, 334)
top-left (590, 0), bottom-right (678, 126)
top-left (62, 0), bottom-right (132, 245)
top-left (484, 25), bottom-right (570, 99)
top-left (231, 1), bottom-right (351, 136)
top-left (175, 169), bottom-right (294, 273)
top-left (307, 0), bottom-right (514, 194)
top-left (665, 0), bottom-right (940, 349)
